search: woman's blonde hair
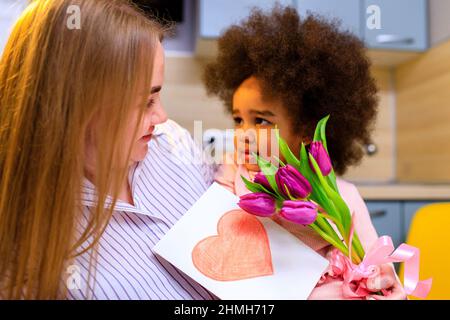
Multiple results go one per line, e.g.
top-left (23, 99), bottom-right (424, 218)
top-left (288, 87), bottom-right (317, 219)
top-left (0, 0), bottom-right (162, 299)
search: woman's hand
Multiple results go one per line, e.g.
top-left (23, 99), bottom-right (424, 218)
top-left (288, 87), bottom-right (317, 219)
top-left (366, 264), bottom-right (407, 300)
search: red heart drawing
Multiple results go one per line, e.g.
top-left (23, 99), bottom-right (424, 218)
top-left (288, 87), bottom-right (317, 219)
top-left (192, 209), bottom-right (273, 281)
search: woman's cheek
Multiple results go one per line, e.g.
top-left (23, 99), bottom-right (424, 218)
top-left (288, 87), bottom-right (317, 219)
top-left (128, 119), bottom-right (149, 163)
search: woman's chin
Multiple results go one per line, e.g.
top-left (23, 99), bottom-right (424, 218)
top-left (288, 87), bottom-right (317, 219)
top-left (131, 144), bottom-right (148, 163)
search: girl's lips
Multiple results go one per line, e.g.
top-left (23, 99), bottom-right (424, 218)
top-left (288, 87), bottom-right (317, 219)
top-left (242, 150), bottom-right (259, 162)
top-left (244, 149), bottom-right (258, 156)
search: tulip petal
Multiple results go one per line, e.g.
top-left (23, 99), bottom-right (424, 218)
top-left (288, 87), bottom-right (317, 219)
top-left (279, 200), bottom-right (318, 225)
top-left (238, 192), bottom-right (276, 217)
top-left (309, 141), bottom-right (332, 176)
top-left (275, 165), bottom-right (312, 199)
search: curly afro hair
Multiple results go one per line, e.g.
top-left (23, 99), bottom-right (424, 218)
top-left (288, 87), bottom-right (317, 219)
top-left (203, 5), bottom-right (378, 175)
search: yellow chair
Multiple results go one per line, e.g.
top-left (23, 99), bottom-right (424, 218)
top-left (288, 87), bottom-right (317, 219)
top-left (399, 203), bottom-right (450, 300)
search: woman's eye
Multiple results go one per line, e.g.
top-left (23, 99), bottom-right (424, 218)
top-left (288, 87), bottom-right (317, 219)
top-left (233, 117), bottom-right (243, 125)
top-left (147, 99), bottom-right (155, 108)
top-left (255, 118), bottom-right (272, 126)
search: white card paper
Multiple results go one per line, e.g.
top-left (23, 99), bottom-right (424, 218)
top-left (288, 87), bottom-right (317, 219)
top-left (153, 183), bottom-right (329, 300)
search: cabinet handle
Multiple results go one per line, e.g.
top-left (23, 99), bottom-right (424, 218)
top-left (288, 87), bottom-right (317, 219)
top-left (365, 143), bottom-right (378, 156)
top-left (369, 210), bottom-right (387, 218)
top-left (376, 35), bottom-right (415, 45)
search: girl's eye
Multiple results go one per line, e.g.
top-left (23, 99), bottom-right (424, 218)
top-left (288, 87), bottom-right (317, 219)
top-left (233, 117), bottom-right (243, 125)
top-left (255, 117), bottom-right (272, 126)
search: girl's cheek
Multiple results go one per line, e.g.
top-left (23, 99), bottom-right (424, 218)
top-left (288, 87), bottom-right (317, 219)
top-left (233, 133), bottom-right (244, 164)
top-left (256, 126), bottom-right (274, 159)
top-left (233, 134), bottom-right (238, 163)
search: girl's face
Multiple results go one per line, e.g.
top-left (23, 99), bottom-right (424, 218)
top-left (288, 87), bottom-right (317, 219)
top-left (232, 76), bottom-right (303, 172)
top-left (128, 41), bottom-right (168, 163)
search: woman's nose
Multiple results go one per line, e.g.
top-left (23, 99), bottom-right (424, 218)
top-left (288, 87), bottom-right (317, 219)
top-left (152, 103), bottom-right (168, 125)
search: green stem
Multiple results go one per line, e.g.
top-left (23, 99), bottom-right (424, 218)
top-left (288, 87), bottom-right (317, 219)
top-left (317, 201), bottom-right (350, 247)
top-left (350, 243), bottom-right (362, 264)
top-left (319, 209), bottom-right (365, 261)
top-left (317, 211), bottom-right (349, 248)
top-left (315, 215), bottom-right (343, 245)
top-left (310, 222), bottom-right (362, 264)
top-left (351, 233), bottom-right (365, 260)
top-left (310, 223), bottom-right (349, 257)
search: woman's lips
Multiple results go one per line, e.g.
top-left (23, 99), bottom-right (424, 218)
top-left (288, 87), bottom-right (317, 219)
top-left (140, 126), bottom-right (155, 142)
top-left (141, 134), bottom-right (152, 143)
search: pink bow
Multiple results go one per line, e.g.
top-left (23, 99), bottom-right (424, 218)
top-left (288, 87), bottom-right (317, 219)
top-left (321, 236), bottom-right (432, 299)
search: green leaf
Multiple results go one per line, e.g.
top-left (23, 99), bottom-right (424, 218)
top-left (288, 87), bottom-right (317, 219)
top-left (255, 155), bottom-right (284, 200)
top-left (298, 143), bottom-right (342, 225)
top-left (326, 173), bottom-right (339, 193)
top-left (276, 130), bottom-right (301, 169)
top-left (240, 175), bottom-right (277, 198)
top-left (312, 115), bottom-right (339, 192)
top-left (309, 179), bottom-right (342, 228)
top-left (309, 153), bottom-right (352, 238)
top-left (272, 155), bottom-right (285, 167)
top-left (299, 143), bottom-right (311, 175)
top-left (306, 116), bottom-right (365, 260)
top-left (313, 115), bottom-right (330, 151)
top-left (301, 143), bottom-right (316, 167)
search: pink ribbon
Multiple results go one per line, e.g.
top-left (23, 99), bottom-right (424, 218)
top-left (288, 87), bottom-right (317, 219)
top-left (322, 236), bottom-right (432, 299)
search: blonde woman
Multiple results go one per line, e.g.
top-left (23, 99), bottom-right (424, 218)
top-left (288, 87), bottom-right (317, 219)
top-left (0, 0), bottom-right (215, 299)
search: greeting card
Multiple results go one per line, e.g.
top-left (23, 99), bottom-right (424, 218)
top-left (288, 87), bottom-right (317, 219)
top-left (153, 183), bottom-right (329, 300)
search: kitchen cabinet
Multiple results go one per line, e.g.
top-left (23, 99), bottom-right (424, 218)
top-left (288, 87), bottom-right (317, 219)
top-left (366, 201), bottom-right (403, 247)
top-left (366, 200), bottom-right (442, 249)
top-left (199, 0), bottom-right (361, 39)
top-left (199, 0), bottom-right (429, 52)
top-left (363, 0), bottom-right (428, 51)
top-left (296, 0), bottom-right (362, 37)
top-left (199, 0), bottom-right (294, 38)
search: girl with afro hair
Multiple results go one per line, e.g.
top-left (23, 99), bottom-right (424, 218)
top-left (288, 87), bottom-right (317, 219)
top-left (203, 5), bottom-right (405, 300)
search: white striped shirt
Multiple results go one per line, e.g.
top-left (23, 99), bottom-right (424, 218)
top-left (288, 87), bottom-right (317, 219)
top-left (69, 120), bottom-right (218, 300)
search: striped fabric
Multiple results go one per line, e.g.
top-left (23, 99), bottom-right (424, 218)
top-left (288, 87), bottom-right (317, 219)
top-left (69, 120), bottom-right (218, 300)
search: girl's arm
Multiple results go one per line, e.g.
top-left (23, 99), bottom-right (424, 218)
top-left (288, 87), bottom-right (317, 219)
top-left (337, 178), bottom-right (379, 250)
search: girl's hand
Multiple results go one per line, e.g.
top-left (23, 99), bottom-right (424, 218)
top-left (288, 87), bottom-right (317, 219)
top-left (366, 264), bottom-right (407, 300)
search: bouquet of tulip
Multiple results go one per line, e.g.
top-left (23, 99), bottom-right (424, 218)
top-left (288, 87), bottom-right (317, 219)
top-left (237, 116), bottom-right (432, 299)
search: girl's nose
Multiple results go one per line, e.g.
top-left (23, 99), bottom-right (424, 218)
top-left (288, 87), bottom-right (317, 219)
top-left (240, 122), bottom-right (252, 131)
top-left (236, 127), bottom-right (256, 144)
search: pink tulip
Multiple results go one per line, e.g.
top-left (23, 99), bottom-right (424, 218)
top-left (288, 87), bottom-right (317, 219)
top-left (275, 165), bottom-right (312, 199)
top-left (254, 171), bottom-right (274, 192)
top-left (309, 141), bottom-right (332, 176)
top-left (279, 200), bottom-right (318, 225)
top-left (238, 192), bottom-right (276, 217)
